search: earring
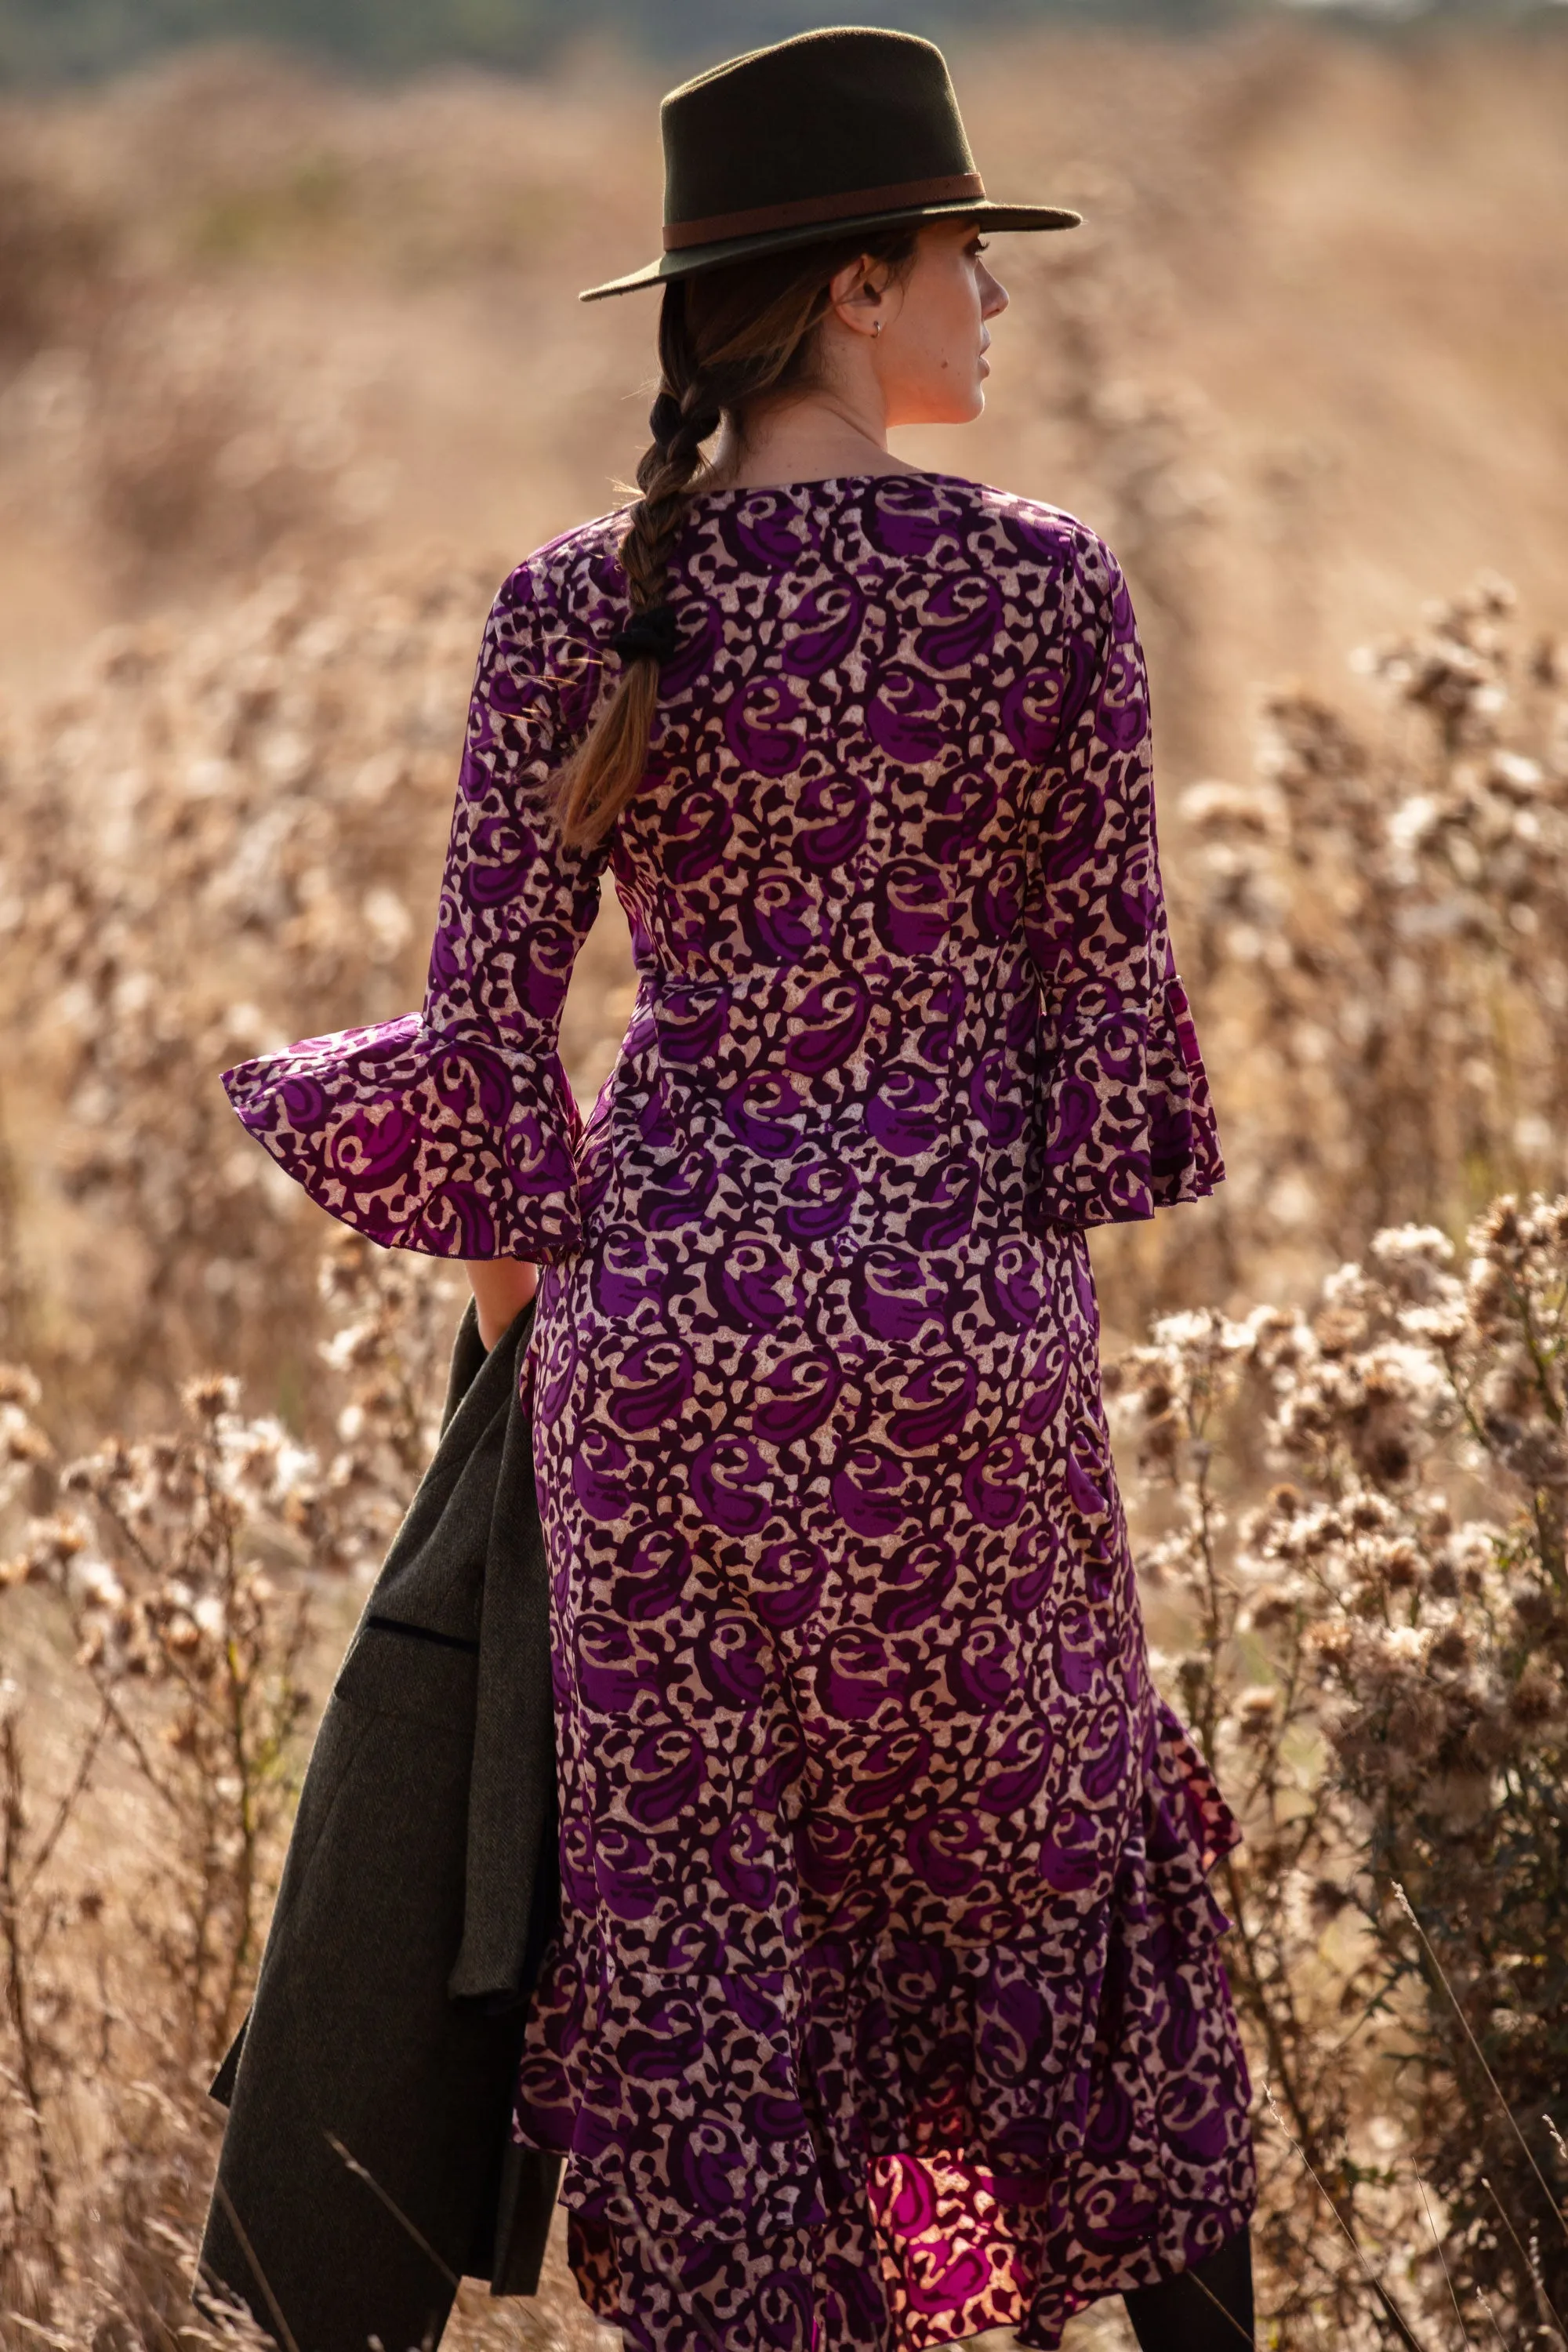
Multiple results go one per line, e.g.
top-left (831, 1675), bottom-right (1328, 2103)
top-left (873, 320), bottom-right (884, 336)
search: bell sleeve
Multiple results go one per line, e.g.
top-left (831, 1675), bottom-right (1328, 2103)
top-left (221, 574), bottom-right (610, 1260)
top-left (1022, 536), bottom-right (1223, 1231)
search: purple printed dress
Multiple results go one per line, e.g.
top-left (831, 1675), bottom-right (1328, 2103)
top-left (223, 471), bottom-right (1255, 2352)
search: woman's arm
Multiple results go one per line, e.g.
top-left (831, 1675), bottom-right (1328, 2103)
top-left (221, 566), bottom-right (612, 1265)
top-left (1021, 532), bottom-right (1223, 1229)
top-left (465, 1259), bottom-right (538, 1349)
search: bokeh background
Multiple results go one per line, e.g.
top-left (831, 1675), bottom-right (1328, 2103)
top-left (2, 2), bottom-right (1568, 2347)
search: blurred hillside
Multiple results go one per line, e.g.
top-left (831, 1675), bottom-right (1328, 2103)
top-left (1, 0), bottom-right (1564, 84)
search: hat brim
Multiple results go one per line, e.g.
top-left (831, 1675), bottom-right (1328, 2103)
top-left (578, 197), bottom-right (1081, 302)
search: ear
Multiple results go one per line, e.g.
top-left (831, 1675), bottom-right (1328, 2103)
top-left (827, 253), bottom-right (891, 341)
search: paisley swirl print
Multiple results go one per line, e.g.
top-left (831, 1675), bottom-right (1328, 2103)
top-left (223, 473), bottom-right (1253, 2352)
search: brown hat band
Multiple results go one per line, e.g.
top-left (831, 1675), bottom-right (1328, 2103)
top-left (662, 170), bottom-right (986, 252)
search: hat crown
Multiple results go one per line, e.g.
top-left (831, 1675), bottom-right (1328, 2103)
top-left (660, 27), bottom-right (978, 237)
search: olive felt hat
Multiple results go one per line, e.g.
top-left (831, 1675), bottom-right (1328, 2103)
top-left (579, 25), bottom-right (1080, 302)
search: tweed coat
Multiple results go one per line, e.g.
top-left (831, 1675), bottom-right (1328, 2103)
top-left (198, 1300), bottom-right (561, 2352)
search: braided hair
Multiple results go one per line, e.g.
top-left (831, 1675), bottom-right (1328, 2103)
top-left (554, 225), bottom-right (919, 849)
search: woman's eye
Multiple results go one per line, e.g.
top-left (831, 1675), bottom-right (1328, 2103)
top-left (969, 238), bottom-right (990, 257)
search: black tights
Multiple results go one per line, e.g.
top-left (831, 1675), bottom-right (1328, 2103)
top-left (1122, 2228), bottom-right (1254, 2351)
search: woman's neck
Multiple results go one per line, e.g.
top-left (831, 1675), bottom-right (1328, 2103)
top-left (707, 390), bottom-right (921, 491)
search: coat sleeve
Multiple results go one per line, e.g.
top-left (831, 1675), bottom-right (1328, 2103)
top-left (222, 575), bottom-right (610, 1260)
top-left (1022, 535), bottom-right (1222, 1230)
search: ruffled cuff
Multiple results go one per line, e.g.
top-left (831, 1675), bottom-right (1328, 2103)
top-left (1032, 972), bottom-right (1223, 1231)
top-left (222, 1013), bottom-right (583, 1260)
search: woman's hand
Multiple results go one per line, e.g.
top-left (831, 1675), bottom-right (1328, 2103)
top-left (463, 1259), bottom-right (539, 1350)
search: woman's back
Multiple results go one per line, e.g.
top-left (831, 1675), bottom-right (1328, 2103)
top-left (498, 471), bottom-right (1220, 1280)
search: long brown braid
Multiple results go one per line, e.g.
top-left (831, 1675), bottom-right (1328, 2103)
top-left (553, 225), bottom-right (919, 850)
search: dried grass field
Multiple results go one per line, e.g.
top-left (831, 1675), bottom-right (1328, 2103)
top-left (2, 20), bottom-right (1568, 2350)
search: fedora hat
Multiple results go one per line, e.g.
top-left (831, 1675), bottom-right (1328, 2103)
top-left (579, 25), bottom-right (1080, 303)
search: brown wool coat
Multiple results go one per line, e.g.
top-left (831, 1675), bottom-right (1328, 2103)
top-left (198, 1300), bottom-right (561, 2352)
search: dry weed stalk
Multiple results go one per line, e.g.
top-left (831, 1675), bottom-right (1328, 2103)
top-left (0, 1241), bottom-right (458, 2345)
top-left (0, 564), bottom-right (489, 1428)
top-left (1179, 578), bottom-right (1568, 1280)
top-left (1112, 1197), bottom-right (1568, 2346)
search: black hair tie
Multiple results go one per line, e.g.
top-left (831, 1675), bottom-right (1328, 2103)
top-left (609, 604), bottom-right (680, 668)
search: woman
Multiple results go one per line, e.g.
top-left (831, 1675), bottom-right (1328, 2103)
top-left (223, 26), bottom-right (1256, 2352)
